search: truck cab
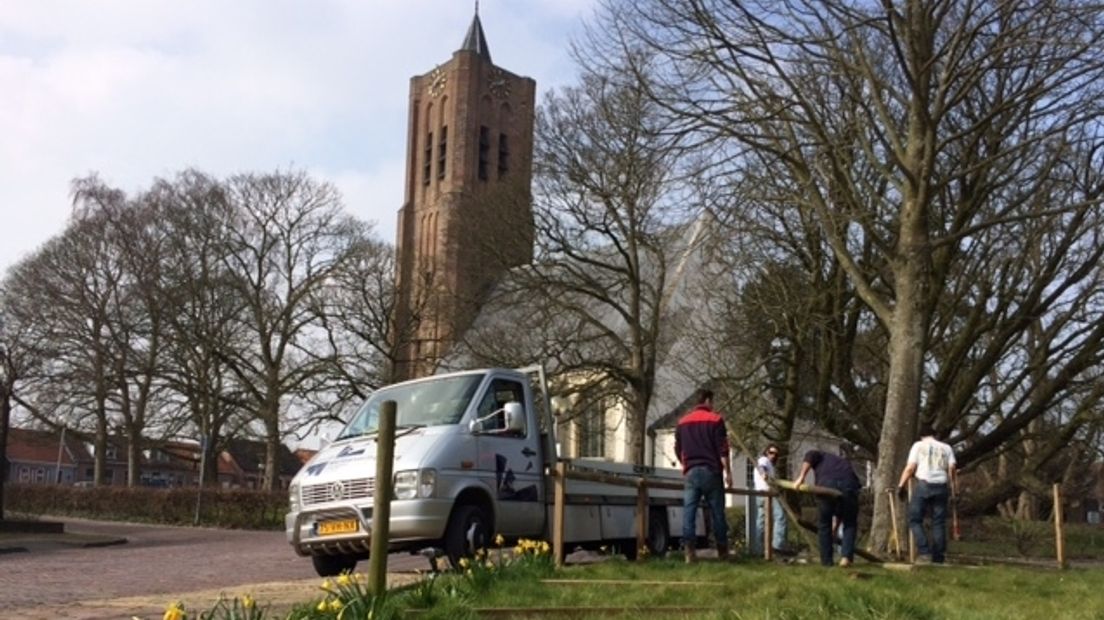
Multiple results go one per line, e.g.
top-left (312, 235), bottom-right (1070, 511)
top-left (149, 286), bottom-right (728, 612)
top-left (286, 368), bottom-right (551, 575)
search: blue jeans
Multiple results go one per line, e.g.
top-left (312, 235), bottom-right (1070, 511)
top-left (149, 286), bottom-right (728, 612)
top-left (816, 488), bottom-right (858, 566)
top-left (752, 495), bottom-right (787, 553)
top-left (683, 466), bottom-right (727, 548)
top-left (909, 480), bottom-right (949, 562)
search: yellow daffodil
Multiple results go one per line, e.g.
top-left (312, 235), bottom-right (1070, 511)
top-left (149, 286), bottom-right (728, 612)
top-left (336, 573), bottom-right (352, 586)
top-left (459, 557), bottom-right (470, 569)
top-left (494, 533), bottom-right (505, 547)
top-left (316, 600), bottom-right (328, 612)
top-left (241, 594), bottom-right (255, 609)
top-left (163, 602), bottom-right (185, 620)
top-left (329, 599), bottom-right (344, 611)
top-left (321, 578), bottom-right (335, 592)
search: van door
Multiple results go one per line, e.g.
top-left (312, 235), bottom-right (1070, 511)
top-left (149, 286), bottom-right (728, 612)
top-left (473, 375), bottom-right (544, 537)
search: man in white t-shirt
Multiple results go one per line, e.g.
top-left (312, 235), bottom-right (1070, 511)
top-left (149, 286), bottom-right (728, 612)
top-left (897, 423), bottom-right (957, 564)
top-left (751, 444), bottom-right (787, 555)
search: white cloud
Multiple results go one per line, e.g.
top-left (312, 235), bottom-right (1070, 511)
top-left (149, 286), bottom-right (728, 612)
top-left (0, 0), bottom-right (597, 272)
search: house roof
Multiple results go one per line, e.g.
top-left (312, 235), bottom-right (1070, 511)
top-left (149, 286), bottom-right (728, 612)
top-left (223, 438), bottom-right (302, 477)
top-left (447, 211), bottom-right (743, 430)
top-left (4, 427), bottom-right (92, 466)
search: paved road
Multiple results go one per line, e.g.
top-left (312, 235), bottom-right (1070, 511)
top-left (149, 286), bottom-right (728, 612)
top-left (0, 518), bottom-right (427, 620)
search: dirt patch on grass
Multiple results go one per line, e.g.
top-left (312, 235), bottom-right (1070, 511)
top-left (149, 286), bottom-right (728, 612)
top-left (5, 574), bottom-right (423, 620)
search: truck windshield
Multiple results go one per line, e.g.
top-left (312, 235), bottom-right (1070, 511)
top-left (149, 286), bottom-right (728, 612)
top-left (336, 374), bottom-right (484, 440)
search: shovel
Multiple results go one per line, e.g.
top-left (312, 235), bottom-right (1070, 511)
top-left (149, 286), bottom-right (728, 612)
top-left (886, 489), bottom-right (902, 560)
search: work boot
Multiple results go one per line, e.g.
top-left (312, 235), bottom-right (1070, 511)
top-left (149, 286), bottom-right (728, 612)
top-left (684, 543), bottom-right (696, 564)
top-left (716, 543), bottom-right (729, 561)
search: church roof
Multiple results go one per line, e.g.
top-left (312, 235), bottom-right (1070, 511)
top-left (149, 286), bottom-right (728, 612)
top-left (444, 211), bottom-right (745, 430)
top-left (460, 11), bottom-right (492, 62)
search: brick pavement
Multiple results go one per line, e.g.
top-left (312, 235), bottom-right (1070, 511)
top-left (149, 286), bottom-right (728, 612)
top-left (0, 517), bottom-right (427, 620)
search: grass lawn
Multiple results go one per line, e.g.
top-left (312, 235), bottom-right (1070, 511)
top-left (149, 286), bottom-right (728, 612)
top-left (407, 556), bottom-right (1104, 620)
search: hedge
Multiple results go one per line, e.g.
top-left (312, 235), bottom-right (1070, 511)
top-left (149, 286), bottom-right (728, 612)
top-left (7, 483), bottom-right (288, 530)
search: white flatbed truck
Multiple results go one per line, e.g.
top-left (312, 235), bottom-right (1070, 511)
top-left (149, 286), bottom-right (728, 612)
top-left (286, 366), bottom-right (694, 575)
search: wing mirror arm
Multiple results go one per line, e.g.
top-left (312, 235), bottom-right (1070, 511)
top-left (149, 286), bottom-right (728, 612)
top-left (468, 401), bottom-right (526, 434)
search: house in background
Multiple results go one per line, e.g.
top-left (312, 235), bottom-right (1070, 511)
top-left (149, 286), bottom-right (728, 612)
top-left (220, 438), bottom-right (302, 490)
top-left (3, 427), bottom-right (91, 485)
top-left (294, 448), bottom-right (317, 467)
top-left (3, 426), bottom-right (307, 490)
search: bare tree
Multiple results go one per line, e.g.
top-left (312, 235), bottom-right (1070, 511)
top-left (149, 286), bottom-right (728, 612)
top-left (604, 0), bottom-right (1104, 543)
top-left (218, 170), bottom-right (364, 489)
top-left (0, 282), bottom-right (47, 517)
top-left (8, 206), bottom-right (128, 485)
top-left (305, 234), bottom-right (409, 435)
top-left (465, 53), bottom-right (696, 465)
top-left (68, 177), bottom-right (181, 485)
top-left (151, 170), bottom-right (250, 485)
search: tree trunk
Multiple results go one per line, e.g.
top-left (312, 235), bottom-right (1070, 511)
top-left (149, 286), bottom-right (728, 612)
top-left (263, 411), bottom-right (280, 490)
top-left (0, 390), bottom-right (11, 520)
top-left (628, 400), bottom-right (645, 466)
top-left (870, 310), bottom-right (925, 550)
top-left (126, 431), bottom-right (141, 487)
top-left (869, 189), bottom-right (931, 550)
top-left (201, 433), bottom-right (219, 487)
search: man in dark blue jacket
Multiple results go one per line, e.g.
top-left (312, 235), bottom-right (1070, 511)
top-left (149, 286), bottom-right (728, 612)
top-left (794, 448), bottom-right (862, 567)
top-left (675, 389), bottom-right (733, 563)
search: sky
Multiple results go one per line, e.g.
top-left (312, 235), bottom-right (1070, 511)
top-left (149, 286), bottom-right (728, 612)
top-left (0, 0), bottom-right (598, 274)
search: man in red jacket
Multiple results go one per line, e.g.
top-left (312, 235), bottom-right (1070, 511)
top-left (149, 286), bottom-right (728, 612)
top-left (675, 388), bottom-right (733, 562)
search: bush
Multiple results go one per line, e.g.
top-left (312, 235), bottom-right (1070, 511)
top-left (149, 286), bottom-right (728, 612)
top-left (7, 483), bottom-right (287, 529)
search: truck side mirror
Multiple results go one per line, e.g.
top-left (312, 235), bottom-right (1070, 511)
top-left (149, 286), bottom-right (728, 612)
top-left (503, 401), bottom-right (525, 433)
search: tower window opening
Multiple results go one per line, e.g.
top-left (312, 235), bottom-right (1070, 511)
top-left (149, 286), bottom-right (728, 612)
top-left (423, 132), bottom-right (432, 186)
top-left (437, 126), bottom-right (448, 180)
top-left (498, 133), bottom-right (509, 177)
top-left (478, 126), bottom-right (490, 181)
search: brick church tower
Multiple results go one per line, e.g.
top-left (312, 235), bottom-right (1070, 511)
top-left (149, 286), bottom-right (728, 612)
top-left (392, 10), bottom-right (536, 380)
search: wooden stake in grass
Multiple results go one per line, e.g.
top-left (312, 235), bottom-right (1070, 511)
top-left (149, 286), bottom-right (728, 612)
top-left (368, 400), bottom-right (396, 595)
top-left (764, 493), bottom-right (773, 561)
top-left (553, 461), bottom-right (566, 568)
top-left (635, 478), bottom-right (648, 561)
top-left (1054, 483), bottom-right (1066, 569)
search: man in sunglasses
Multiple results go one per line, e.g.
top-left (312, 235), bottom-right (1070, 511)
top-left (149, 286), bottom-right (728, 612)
top-left (752, 444), bottom-right (788, 556)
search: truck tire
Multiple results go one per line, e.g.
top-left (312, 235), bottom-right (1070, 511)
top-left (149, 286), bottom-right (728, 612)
top-left (311, 553), bottom-right (357, 577)
top-left (646, 508), bottom-right (669, 557)
top-left (444, 504), bottom-right (490, 569)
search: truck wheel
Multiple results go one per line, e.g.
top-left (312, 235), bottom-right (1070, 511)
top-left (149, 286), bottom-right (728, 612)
top-left (311, 553), bottom-right (357, 577)
top-left (647, 509), bottom-right (669, 557)
top-left (445, 504), bottom-right (490, 569)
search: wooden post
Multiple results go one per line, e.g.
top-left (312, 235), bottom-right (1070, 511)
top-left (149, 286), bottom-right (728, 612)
top-left (553, 461), bottom-right (566, 568)
top-left (764, 494), bottom-right (773, 560)
top-left (368, 400), bottom-right (396, 595)
top-left (635, 478), bottom-right (648, 561)
top-left (907, 479), bottom-right (917, 564)
top-left (1054, 483), bottom-right (1066, 569)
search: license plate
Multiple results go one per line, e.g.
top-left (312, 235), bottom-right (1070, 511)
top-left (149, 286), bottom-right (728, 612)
top-left (317, 519), bottom-right (359, 536)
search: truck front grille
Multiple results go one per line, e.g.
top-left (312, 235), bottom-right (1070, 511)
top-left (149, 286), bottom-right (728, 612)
top-left (302, 477), bottom-right (375, 506)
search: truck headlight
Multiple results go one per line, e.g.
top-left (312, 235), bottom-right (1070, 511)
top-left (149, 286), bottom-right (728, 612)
top-left (394, 470), bottom-right (418, 500)
top-left (289, 481), bottom-right (301, 512)
top-left (419, 469), bottom-right (436, 498)
top-left (393, 469), bottom-right (436, 500)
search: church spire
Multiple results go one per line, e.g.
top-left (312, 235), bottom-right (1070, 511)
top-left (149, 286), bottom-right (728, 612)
top-left (460, 4), bottom-right (492, 62)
